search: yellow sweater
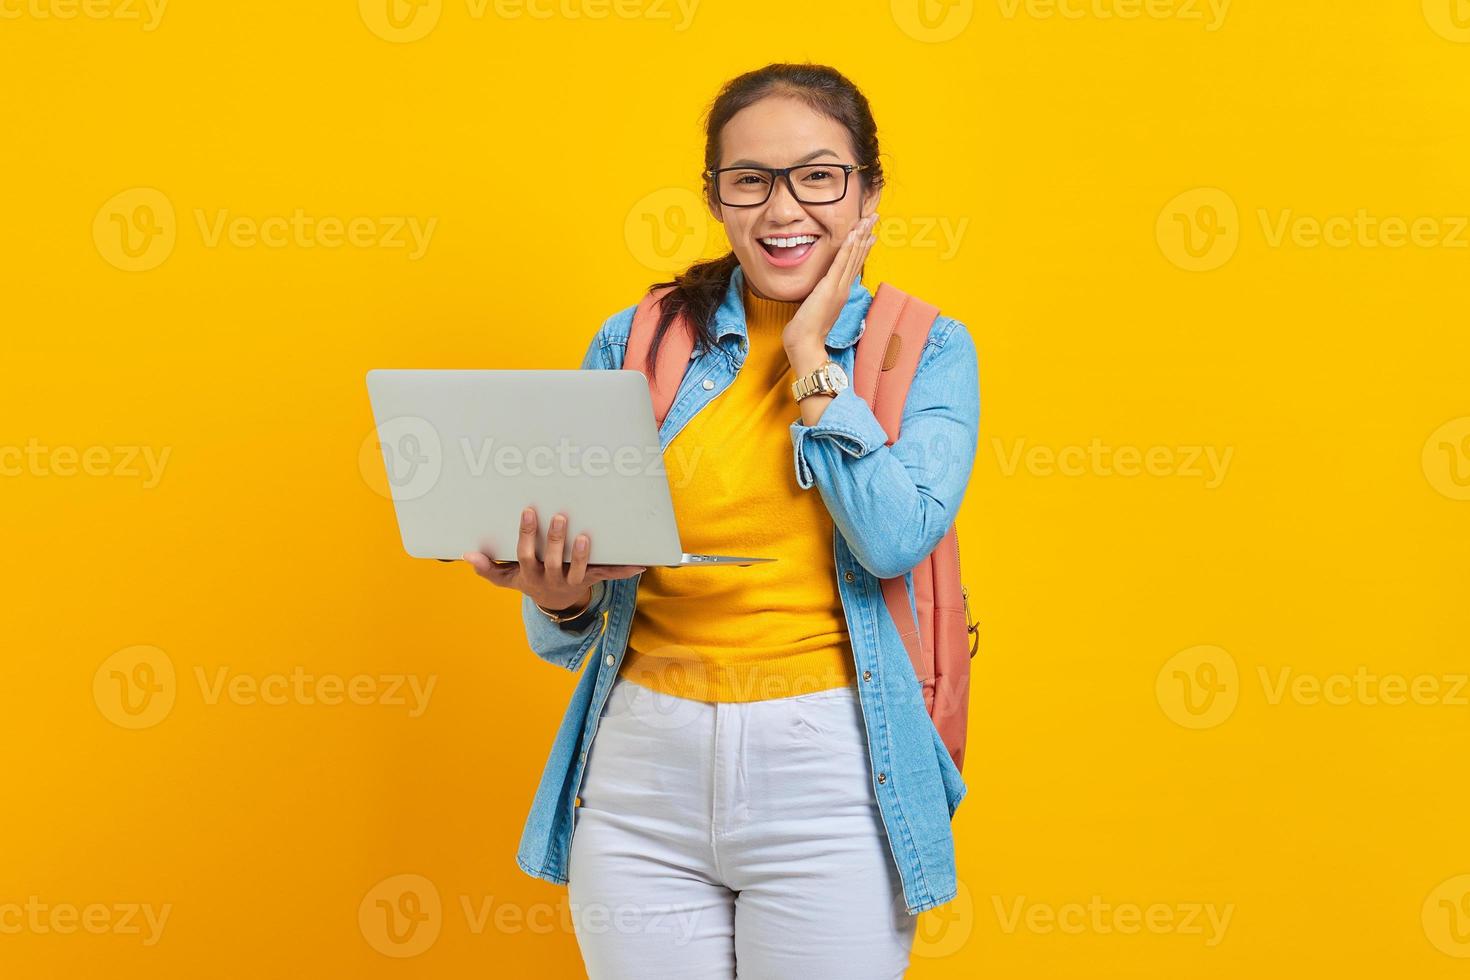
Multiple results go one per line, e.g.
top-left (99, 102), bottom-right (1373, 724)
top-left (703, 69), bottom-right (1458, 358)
top-left (617, 280), bottom-right (859, 702)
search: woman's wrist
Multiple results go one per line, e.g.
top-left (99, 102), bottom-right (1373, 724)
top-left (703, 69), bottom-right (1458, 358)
top-left (784, 337), bottom-right (829, 376)
top-left (535, 585), bottom-right (594, 620)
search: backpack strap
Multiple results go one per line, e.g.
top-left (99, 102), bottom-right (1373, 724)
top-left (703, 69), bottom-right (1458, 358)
top-left (623, 285), bottom-right (693, 430)
top-left (851, 282), bottom-right (941, 446)
top-left (852, 283), bottom-right (943, 671)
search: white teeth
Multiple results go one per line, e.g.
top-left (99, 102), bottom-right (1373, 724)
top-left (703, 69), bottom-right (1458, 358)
top-left (760, 235), bottom-right (817, 248)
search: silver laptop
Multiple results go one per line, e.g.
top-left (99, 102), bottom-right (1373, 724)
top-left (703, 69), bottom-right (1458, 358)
top-left (364, 369), bottom-right (776, 568)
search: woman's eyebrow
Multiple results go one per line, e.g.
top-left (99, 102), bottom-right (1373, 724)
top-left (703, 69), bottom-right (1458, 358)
top-left (724, 148), bottom-right (841, 168)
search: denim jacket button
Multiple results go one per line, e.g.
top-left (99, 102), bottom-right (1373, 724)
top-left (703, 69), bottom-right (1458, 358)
top-left (701, 378), bottom-right (714, 390)
top-left (844, 571), bottom-right (855, 583)
top-left (604, 654), bottom-right (614, 666)
top-left (877, 772), bottom-right (887, 784)
top-left (863, 670), bottom-right (872, 681)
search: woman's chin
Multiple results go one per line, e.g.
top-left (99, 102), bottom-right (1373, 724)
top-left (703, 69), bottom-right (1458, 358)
top-left (742, 262), bottom-right (822, 302)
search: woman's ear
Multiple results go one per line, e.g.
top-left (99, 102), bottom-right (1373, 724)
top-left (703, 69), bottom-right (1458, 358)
top-left (861, 184), bottom-right (882, 218)
top-left (704, 187), bottom-right (724, 225)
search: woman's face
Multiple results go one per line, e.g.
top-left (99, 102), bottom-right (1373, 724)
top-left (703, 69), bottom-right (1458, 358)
top-left (707, 96), bottom-right (880, 303)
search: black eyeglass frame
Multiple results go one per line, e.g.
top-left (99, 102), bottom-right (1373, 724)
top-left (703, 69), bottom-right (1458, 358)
top-left (702, 163), bottom-right (869, 208)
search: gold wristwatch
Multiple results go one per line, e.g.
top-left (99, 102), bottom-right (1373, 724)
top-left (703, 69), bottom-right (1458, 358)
top-left (790, 358), bottom-right (849, 402)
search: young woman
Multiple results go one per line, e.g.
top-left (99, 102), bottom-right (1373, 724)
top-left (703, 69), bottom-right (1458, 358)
top-left (464, 63), bottom-right (980, 979)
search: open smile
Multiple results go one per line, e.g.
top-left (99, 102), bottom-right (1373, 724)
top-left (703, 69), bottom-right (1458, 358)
top-left (756, 233), bottom-right (821, 268)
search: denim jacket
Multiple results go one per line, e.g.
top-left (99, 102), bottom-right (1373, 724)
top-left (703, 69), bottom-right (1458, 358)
top-left (514, 264), bottom-right (980, 915)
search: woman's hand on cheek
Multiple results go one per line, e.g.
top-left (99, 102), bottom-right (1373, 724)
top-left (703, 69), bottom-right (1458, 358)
top-left (781, 212), bottom-right (878, 359)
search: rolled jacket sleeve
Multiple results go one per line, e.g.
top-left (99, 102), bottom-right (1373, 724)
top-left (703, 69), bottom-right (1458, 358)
top-left (788, 318), bottom-right (980, 580)
top-left (520, 579), bottom-right (611, 672)
top-left (790, 386), bottom-right (892, 489)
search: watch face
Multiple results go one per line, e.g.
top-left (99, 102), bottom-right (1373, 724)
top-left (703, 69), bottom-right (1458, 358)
top-left (827, 362), bottom-right (849, 389)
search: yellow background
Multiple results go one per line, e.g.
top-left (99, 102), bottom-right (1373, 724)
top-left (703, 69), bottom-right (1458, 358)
top-left (3, 0), bottom-right (1469, 976)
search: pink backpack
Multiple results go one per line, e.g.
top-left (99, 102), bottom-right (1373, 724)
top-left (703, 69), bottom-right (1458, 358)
top-left (622, 281), bottom-right (979, 774)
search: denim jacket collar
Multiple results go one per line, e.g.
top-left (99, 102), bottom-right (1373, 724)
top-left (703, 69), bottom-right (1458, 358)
top-left (710, 263), bottom-right (872, 351)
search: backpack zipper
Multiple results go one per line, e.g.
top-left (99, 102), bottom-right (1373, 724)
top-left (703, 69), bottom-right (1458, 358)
top-left (953, 526), bottom-right (978, 658)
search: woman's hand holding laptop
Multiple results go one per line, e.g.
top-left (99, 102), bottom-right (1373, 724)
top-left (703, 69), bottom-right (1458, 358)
top-left (461, 505), bottom-right (647, 613)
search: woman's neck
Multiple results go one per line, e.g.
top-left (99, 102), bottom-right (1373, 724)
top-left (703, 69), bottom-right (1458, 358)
top-left (742, 279), bottom-right (802, 332)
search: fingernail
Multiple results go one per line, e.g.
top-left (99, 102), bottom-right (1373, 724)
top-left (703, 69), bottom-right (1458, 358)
top-left (575, 537), bottom-right (587, 552)
top-left (521, 508), bottom-right (534, 526)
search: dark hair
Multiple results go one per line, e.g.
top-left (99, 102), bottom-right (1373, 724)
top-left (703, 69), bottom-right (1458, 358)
top-left (643, 63), bottom-right (885, 384)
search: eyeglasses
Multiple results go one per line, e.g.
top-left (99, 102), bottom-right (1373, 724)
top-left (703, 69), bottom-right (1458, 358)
top-left (703, 163), bottom-right (868, 208)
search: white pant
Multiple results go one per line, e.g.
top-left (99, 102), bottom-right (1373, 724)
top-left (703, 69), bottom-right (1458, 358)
top-left (567, 673), bottom-right (917, 979)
